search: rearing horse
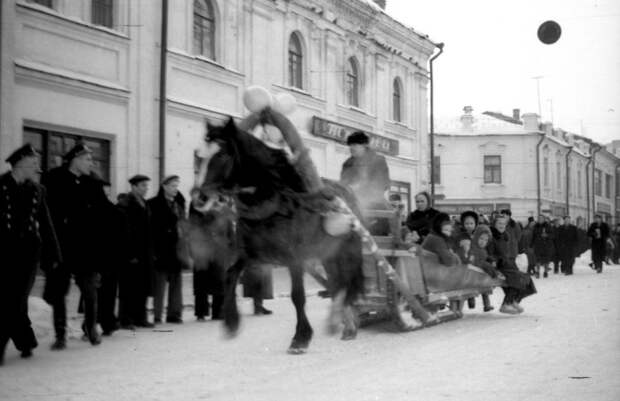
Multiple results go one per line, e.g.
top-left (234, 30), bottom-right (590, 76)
top-left (194, 116), bottom-right (364, 354)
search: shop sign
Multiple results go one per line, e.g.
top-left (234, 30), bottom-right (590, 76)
top-left (596, 202), bottom-right (611, 214)
top-left (311, 116), bottom-right (399, 156)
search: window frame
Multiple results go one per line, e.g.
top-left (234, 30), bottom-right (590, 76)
top-left (27, 0), bottom-right (53, 8)
top-left (392, 78), bottom-right (402, 122)
top-left (23, 127), bottom-right (111, 182)
top-left (483, 155), bottom-right (502, 184)
top-left (346, 57), bottom-right (360, 107)
top-left (594, 169), bottom-right (602, 197)
top-left (288, 33), bottom-right (304, 89)
top-left (91, 0), bottom-right (114, 28)
top-left (193, 0), bottom-right (216, 60)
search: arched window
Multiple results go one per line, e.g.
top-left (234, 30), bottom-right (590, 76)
top-left (288, 34), bottom-right (303, 89)
top-left (393, 78), bottom-right (402, 122)
top-left (346, 57), bottom-right (359, 107)
top-left (193, 0), bottom-right (216, 60)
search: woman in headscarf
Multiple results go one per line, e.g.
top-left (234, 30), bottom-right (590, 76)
top-left (405, 191), bottom-right (440, 244)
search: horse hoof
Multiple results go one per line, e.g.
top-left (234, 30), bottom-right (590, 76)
top-left (340, 331), bottom-right (357, 341)
top-left (287, 347), bottom-right (307, 355)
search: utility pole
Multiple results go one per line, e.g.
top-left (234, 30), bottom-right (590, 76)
top-left (532, 76), bottom-right (544, 118)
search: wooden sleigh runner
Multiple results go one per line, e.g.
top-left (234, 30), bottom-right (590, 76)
top-left (351, 210), bottom-right (504, 332)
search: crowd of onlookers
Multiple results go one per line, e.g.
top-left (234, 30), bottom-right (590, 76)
top-left (1, 143), bottom-right (270, 366)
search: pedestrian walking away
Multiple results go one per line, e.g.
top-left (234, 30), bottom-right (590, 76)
top-left (0, 145), bottom-right (62, 365)
top-left (531, 215), bottom-right (554, 278)
top-left (587, 215), bottom-right (611, 273)
top-left (556, 216), bottom-right (578, 275)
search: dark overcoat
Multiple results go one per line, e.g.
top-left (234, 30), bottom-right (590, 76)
top-left (148, 189), bottom-right (186, 273)
top-left (124, 193), bottom-right (154, 289)
top-left (587, 222), bottom-right (610, 264)
top-left (41, 166), bottom-right (109, 274)
top-left (340, 149), bottom-right (390, 209)
top-left (556, 224), bottom-right (578, 260)
top-left (421, 232), bottom-right (462, 267)
top-left (405, 207), bottom-right (440, 244)
top-left (488, 227), bottom-right (536, 298)
top-left (531, 222), bottom-right (554, 264)
top-left (0, 172), bottom-right (61, 351)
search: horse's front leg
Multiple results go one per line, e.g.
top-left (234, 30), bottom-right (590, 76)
top-left (222, 258), bottom-right (245, 336)
top-left (288, 264), bottom-right (313, 354)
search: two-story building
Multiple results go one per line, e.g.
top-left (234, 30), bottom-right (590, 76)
top-left (434, 106), bottom-right (618, 226)
top-left (1, 0), bottom-right (439, 211)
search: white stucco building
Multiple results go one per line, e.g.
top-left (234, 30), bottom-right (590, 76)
top-left (1, 0), bottom-right (439, 212)
top-left (434, 107), bottom-right (619, 225)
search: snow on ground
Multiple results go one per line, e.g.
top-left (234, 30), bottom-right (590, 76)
top-left (1, 257), bottom-right (619, 401)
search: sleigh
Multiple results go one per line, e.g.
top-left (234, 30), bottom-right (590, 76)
top-left (354, 210), bottom-right (503, 331)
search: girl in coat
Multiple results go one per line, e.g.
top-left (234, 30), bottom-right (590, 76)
top-left (488, 216), bottom-right (537, 314)
top-left (470, 225), bottom-right (496, 312)
top-left (421, 212), bottom-right (461, 267)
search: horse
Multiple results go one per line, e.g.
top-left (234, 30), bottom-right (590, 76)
top-left (193, 117), bottom-right (365, 354)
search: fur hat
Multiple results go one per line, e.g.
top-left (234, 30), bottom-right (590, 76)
top-left (460, 210), bottom-right (479, 226)
top-left (431, 212), bottom-right (452, 235)
top-left (346, 131), bottom-right (369, 145)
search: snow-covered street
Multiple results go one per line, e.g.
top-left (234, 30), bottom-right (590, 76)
top-left (1, 257), bottom-right (619, 401)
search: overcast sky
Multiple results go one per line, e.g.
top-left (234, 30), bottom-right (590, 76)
top-left (386, 0), bottom-right (620, 144)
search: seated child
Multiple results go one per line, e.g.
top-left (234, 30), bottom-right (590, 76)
top-left (469, 225), bottom-right (496, 312)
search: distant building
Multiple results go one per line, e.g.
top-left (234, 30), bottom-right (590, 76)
top-left (434, 106), bottom-right (619, 225)
top-left (0, 0), bottom-right (439, 212)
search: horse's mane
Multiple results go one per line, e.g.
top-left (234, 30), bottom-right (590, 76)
top-left (206, 118), bottom-right (306, 197)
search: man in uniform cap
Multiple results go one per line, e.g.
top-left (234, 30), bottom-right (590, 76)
top-left (0, 144), bottom-right (61, 365)
top-left (118, 174), bottom-right (155, 328)
top-left (42, 143), bottom-right (110, 349)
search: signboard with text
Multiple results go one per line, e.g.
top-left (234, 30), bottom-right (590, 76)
top-left (311, 116), bottom-right (399, 156)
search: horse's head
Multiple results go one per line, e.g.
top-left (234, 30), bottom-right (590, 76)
top-left (194, 118), bottom-right (241, 195)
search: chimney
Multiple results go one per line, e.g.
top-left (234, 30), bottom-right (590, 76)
top-left (512, 108), bottom-right (520, 121)
top-left (373, 0), bottom-right (386, 9)
top-left (460, 105), bottom-right (474, 131)
top-left (522, 113), bottom-right (540, 131)
top-left (542, 122), bottom-right (553, 136)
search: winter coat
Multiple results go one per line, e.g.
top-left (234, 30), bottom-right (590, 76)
top-left (520, 225), bottom-right (536, 266)
top-left (556, 224), bottom-right (578, 260)
top-left (421, 232), bottom-right (461, 267)
top-left (340, 148), bottom-right (390, 209)
top-left (41, 166), bottom-right (109, 274)
top-left (488, 227), bottom-right (536, 295)
top-left (405, 207), bottom-right (440, 244)
top-left (148, 188), bottom-right (186, 273)
top-left (531, 222), bottom-right (554, 264)
top-left (505, 218), bottom-right (522, 258)
top-left (123, 192), bottom-right (154, 270)
top-left (0, 172), bottom-right (61, 270)
top-left (470, 225), bottom-right (496, 276)
top-left (587, 222), bottom-right (610, 263)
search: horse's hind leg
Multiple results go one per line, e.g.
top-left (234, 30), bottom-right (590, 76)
top-left (288, 265), bottom-right (313, 354)
top-left (341, 302), bottom-right (358, 341)
top-left (223, 258), bottom-right (245, 336)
